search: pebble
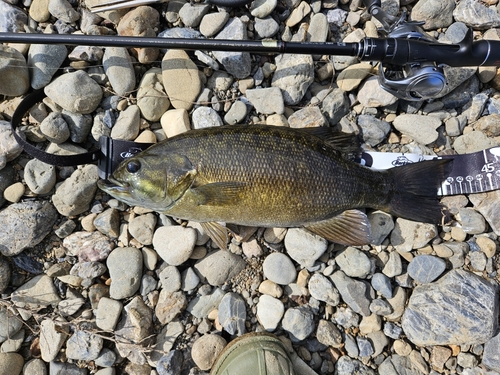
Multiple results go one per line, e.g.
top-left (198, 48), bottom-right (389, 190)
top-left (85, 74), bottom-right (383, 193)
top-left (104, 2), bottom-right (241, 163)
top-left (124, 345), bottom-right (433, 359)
top-left (49, 361), bottom-right (87, 375)
top-left (0, 45), bottom-right (29, 96)
top-left (218, 292), bottom-right (246, 335)
top-left (66, 331), bottom-right (103, 361)
top-left (335, 356), bottom-right (376, 375)
top-left (457, 207), bottom-right (487, 234)
top-left (155, 290), bottom-right (187, 324)
top-left (288, 107), bottom-right (326, 128)
top-left (153, 226), bottom-right (196, 266)
top-left (0, 1), bottom-right (27, 32)
top-left (191, 334), bottom-right (227, 371)
top-left (63, 230), bottom-right (114, 262)
top-left (308, 273), bottom-right (340, 306)
top-left (194, 250), bottom-right (246, 286)
top-left (357, 115), bottom-right (391, 147)
top-left (28, 44), bottom-right (67, 90)
top-left (256, 294), bottom-right (284, 331)
top-left (11, 274), bottom-right (61, 309)
top-left (335, 247), bottom-right (372, 278)
top-left (0, 256), bottom-right (11, 293)
top-left (191, 107), bottom-right (224, 129)
top-left (410, 0), bottom-right (455, 30)
top-left (156, 350), bottom-right (183, 375)
top-left (246, 87), bottom-right (284, 115)
top-left (107, 247), bottom-right (142, 299)
top-left (48, 0), bottom-right (79, 23)
top-left (161, 108), bottom-right (190, 137)
top-left (371, 273), bottom-right (393, 299)
top-left (330, 271), bottom-right (372, 317)
top-left (0, 200), bottom-right (58, 256)
top-left (136, 68), bottom-right (170, 122)
top-left (271, 53), bottom-right (314, 105)
top-left (102, 47), bottom-right (136, 96)
top-left (321, 88), bottom-right (349, 125)
top-left (95, 297), bottom-right (123, 331)
top-left (282, 306), bottom-right (315, 342)
top-left (402, 269), bottom-right (498, 346)
top-left (393, 114), bottom-right (442, 145)
top-left (3, 182), bottom-right (24, 203)
top-left (44, 70), bottom-right (103, 114)
top-left (254, 16), bottom-right (280, 39)
top-left (337, 62), bottom-right (373, 92)
top-left (0, 164), bottom-right (15, 207)
top-left (284, 228), bottom-right (328, 268)
top-left (213, 18), bottom-right (251, 79)
top-left (162, 49), bottom-right (202, 110)
top-left (159, 265), bottom-right (181, 293)
top-left (224, 100), bottom-right (248, 125)
top-left (262, 252), bottom-right (297, 285)
top-left (357, 76), bottom-right (398, 108)
top-left (181, 267), bottom-right (200, 291)
top-left (391, 219), bottom-right (438, 253)
top-left (407, 255), bottom-right (446, 284)
top-left (39, 318), bottom-right (68, 362)
top-left (110, 105), bottom-right (141, 141)
top-left (23, 358), bottom-right (48, 375)
top-left (0, 121), bottom-right (23, 170)
top-left (0, 306), bottom-right (22, 345)
top-left (39, 112), bottom-right (70, 144)
top-left (199, 11), bottom-right (229, 37)
top-left (187, 287), bottom-right (225, 319)
top-left (453, 0), bottom-right (500, 29)
top-left (0, 353), bottom-right (24, 375)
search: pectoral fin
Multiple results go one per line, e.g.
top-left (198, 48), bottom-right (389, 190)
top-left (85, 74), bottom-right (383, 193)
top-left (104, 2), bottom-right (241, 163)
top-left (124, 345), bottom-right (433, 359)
top-left (304, 210), bottom-right (372, 245)
top-left (190, 182), bottom-right (247, 206)
top-left (200, 221), bottom-right (229, 250)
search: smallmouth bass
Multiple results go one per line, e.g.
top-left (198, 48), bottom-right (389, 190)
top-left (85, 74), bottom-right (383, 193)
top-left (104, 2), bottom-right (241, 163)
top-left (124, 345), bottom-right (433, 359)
top-left (98, 125), bottom-right (451, 248)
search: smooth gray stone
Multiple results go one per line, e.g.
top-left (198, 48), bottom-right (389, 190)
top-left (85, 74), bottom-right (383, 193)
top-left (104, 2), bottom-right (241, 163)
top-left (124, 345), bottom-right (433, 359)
top-left (407, 255), bottom-right (446, 284)
top-left (282, 306), bottom-right (315, 342)
top-left (335, 356), bottom-right (376, 375)
top-left (483, 331), bottom-right (500, 372)
top-left (378, 355), bottom-right (426, 375)
top-left (156, 350), bottom-right (183, 375)
top-left (330, 271), bottom-right (372, 317)
top-left (402, 269), bottom-right (499, 346)
top-left (371, 273), bottom-right (393, 299)
top-left (28, 44), bottom-right (67, 90)
top-left (218, 292), bottom-right (246, 336)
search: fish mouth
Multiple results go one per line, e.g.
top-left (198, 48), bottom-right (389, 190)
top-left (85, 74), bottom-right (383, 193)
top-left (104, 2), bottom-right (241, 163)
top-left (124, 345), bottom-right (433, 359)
top-left (97, 177), bottom-right (130, 195)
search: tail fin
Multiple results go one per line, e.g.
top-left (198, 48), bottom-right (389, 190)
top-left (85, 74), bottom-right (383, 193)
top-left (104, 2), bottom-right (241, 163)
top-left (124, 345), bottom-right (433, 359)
top-left (386, 159), bottom-right (453, 224)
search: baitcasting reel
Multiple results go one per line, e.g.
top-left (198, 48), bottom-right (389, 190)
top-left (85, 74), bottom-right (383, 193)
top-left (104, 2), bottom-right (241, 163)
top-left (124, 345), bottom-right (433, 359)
top-left (365, 0), bottom-right (447, 101)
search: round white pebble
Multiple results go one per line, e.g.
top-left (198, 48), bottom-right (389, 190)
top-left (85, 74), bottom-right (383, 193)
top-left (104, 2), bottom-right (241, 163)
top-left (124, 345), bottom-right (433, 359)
top-left (262, 252), bottom-right (297, 285)
top-left (153, 226), bottom-right (196, 266)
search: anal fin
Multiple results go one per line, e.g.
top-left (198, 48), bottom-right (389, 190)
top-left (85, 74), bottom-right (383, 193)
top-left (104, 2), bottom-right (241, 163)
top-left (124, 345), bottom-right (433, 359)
top-left (200, 221), bottom-right (229, 250)
top-left (304, 210), bottom-right (372, 246)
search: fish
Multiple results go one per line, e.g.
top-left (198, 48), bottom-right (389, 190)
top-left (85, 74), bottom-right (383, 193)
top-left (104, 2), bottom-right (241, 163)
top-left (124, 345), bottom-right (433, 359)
top-left (98, 124), bottom-right (452, 248)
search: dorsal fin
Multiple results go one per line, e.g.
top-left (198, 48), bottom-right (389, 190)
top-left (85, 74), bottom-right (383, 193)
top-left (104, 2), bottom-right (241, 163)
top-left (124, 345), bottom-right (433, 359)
top-left (299, 127), bottom-right (361, 160)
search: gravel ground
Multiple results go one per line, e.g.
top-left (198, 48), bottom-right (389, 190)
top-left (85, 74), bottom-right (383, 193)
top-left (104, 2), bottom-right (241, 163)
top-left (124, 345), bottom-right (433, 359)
top-left (1, 0), bottom-right (500, 374)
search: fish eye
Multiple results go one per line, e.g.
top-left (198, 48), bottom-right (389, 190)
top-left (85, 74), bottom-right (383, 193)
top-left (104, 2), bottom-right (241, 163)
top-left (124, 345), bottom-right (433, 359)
top-left (126, 160), bottom-right (141, 174)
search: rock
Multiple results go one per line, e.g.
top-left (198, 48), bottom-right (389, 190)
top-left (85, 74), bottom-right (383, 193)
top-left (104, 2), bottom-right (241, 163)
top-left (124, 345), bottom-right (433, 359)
top-left (191, 334), bottom-right (226, 371)
top-left (337, 63), bottom-right (373, 92)
top-left (407, 255), bottom-right (446, 284)
top-left (0, 353), bottom-right (23, 375)
top-left (335, 356), bottom-right (376, 375)
top-left (162, 49), bottom-right (202, 110)
top-left (250, 0), bottom-right (277, 18)
top-left (368, 211), bottom-right (394, 245)
top-left (107, 247), bottom-right (143, 299)
top-left (390, 218), bottom-right (438, 253)
top-left (0, 306), bottom-right (23, 345)
top-left (457, 207), bottom-right (487, 234)
top-left (393, 114), bottom-right (442, 145)
top-left (194, 250), bottom-right (246, 286)
top-left (149, 321), bottom-right (184, 364)
top-left (271, 53), bottom-right (314, 105)
top-left (382, 251), bottom-right (403, 278)
top-left (0, 256), bottom-right (11, 293)
top-left (49, 361), bottom-right (87, 375)
top-left (181, 267), bottom-right (200, 291)
top-left (66, 331), bottom-right (103, 361)
top-left (256, 294), bottom-right (284, 331)
top-left (39, 112), bottom-right (70, 144)
top-left (39, 318), bottom-right (68, 362)
top-left (155, 290), bottom-right (187, 324)
top-left (3, 182), bottom-right (24, 203)
top-left (137, 68), bottom-right (170, 122)
top-left (0, 45), bottom-right (29, 96)
top-left (128, 213), bottom-right (157, 246)
top-left (23, 358), bottom-right (48, 375)
top-left (282, 306), bottom-right (315, 341)
top-left (53, 164), bottom-right (99, 216)
top-left (102, 47), bottom-right (136, 96)
top-left (179, 2), bottom-right (209, 27)
top-left (483, 331), bottom-right (500, 372)
top-left (246, 87), bottom-right (284, 115)
top-left (28, 44), bottom-right (67, 90)
top-left (308, 273), bottom-right (340, 306)
top-left (410, 0), bottom-right (455, 30)
top-left (453, 0), bottom-right (500, 29)
top-left (330, 271), bottom-right (372, 316)
top-left (357, 115), bottom-right (391, 147)
top-left (316, 319), bottom-right (342, 347)
top-left (44, 70), bottom-right (103, 114)
top-left (0, 121), bottom-right (23, 170)
top-left (286, 1), bottom-right (311, 27)
top-left (357, 76), bottom-right (398, 108)
top-left (371, 273), bottom-right (393, 299)
top-left (262, 252), bottom-right (296, 285)
top-left (187, 287), bottom-right (225, 318)
top-left (321, 88), bottom-right (349, 125)
top-left (63, 230), bottom-right (114, 262)
top-left (218, 292), bottom-right (246, 336)
top-left (160, 108), bottom-right (190, 137)
top-left (199, 11), bottom-right (230, 38)
top-left (0, 201), bottom-right (58, 256)
top-left (402, 269), bottom-right (498, 346)
top-left (284, 228), bottom-right (328, 268)
top-left (94, 208), bottom-right (120, 238)
top-left (48, 0), bottom-right (79, 23)
top-left (153, 226), bottom-right (196, 266)
top-left (213, 18), bottom-right (251, 79)
top-left (0, 164), bottom-right (15, 207)
top-left (110, 105), bottom-right (141, 141)
top-left (95, 297), bottom-right (123, 331)
top-left (254, 16), bottom-right (280, 39)
top-left (469, 191), bottom-right (500, 236)
top-left (11, 274), bottom-right (61, 309)
top-left (191, 107), bottom-right (224, 129)
top-left (335, 247), bottom-right (372, 278)
top-left (116, 6), bottom-right (160, 64)
top-left (156, 350), bottom-right (183, 375)
top-left (224, 100), bottom-right (248, 125)
top-left (288, 107), bottom-right (326, 128)
top-left (0, 1), bottom-right (27, 33)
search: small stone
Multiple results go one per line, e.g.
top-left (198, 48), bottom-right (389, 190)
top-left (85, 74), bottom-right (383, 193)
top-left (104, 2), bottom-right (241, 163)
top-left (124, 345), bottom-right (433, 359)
top-left (161, 108), bottom-right (191, 138)
top-left (192, 107), bottom-right (224, 129)
top-left (28, 44), bottom-right (67, 90)
top-left (391, 218), bottom-right (438, 253)
top-left (382, 251), bottom-right (403, 278)
top-left (357, 76), bottom-right (398, 108)
top-left (137, 68), bottom-right (170, 122)
top-left (48, 0), bottom-right (79, 23)
top-left (107, 247), bottom-right (143, 300)
top-left (103, 47), bottom-right (135, 96)
top-left (457, 208), bottom-right (487, 234)
top-left (0, 256), bottom-right (11, 294)
top-left (3, 182), bottom-right (24, 203)
top-left (224, 100), bottom-right (248, 125)
top-left (246, 87), bottom-right (284, 115)
top-left (335, 356), bottom-right (376, 375)
top-left (383, 322), bottom-right (403, 340)
top-left (24, 159), bottom-right (56, 194)
top-left (258, 280), bottom-right (283, 298)
top-left (39, 318), bottom-right (68, 362)
top-left (155, 290), bottom-right (187, 324)
top-left (11, 274), bottom-right (61, 310)
top-left (110, 105), bottom-right (141, 141)
top-left (282, 306), bottom-right (315, 341)
top-left (284, 228), bottom-right (328, 268)
top-left (321, 88), bottom-right (349, 125)
top-left (0, 353), bottom-right (23, 375)
top-left (402, 269), bottom-right (498, 346)
top-left (159, 265), bottom-right (181, 293)
top-left (66, 331), bottom-right (103, 361)
top-left (357, 115), bottom-right (391, 147)
top-left (96, 297), bottom-right (123, 331)
top-left (330, 271), bottom-right (372, 316)
top-left (156, 350), bottom-right (183, 375)
top-left (218, 292), bottom-right (246, 336)
top-left (308, 273), bottom-right (340, 306)
top-left (271, 53), bottom-right (314, 105)
top-left (316, 319), bottom-right (342, 347)
top-left (153, 226), bottom-right (196, 266)
top-left (199, 11), bottom-right (230, 38)
top-left (337, 62), bottom-right (373, 92)
top-left (262, 252), bottom-right (296, 285)
top-left (407, 255), bottom-right (446, 284)
top-left (181, 267), bottom-right (200, 292)
top-left (410, 0), bottom-right (455, 30)
top-left (359, 313), bottom-right (382, 335)
top-left (63, 230), bottom-right (114, 262)
top-left (287, 107), bottom-right (326, 128)
top-left (128, 213), bottom-right (157, 246)
top-left (0, 45), bottom-right (29, 96)
top-left (22, 359), bottom-right (47, 375)
top-left (335, 247), bottom-right (372, 278)
top-left (483, 330), bottom-right (500, 372)
top-left (453, 130), bottom-right (499, 154)
top-left (194, 250), bottom-right (246, 286)
top-left (115, 297), bottom-right (153, 356)
top-left (476, 236), bottom-right (497, 258)
top-left (0, 306), bottom-right (22, 345)
top-left (256, 294), bottom-right (284, 331)
top-left (371, 273), bottom-right (393, 299)
top-left (191, 334), bottom-right (227, 371)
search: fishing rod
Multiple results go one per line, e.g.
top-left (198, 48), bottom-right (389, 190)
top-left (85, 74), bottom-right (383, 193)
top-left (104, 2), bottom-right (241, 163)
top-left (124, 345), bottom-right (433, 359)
top-left (0, 0), bottom-right (499, 101)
